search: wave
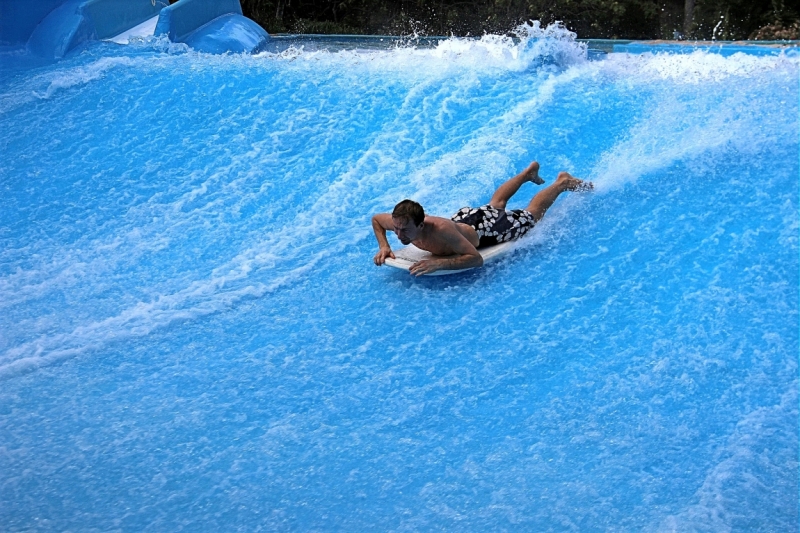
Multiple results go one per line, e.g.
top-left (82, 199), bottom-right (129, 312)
top-left (656, 384), bottom-right (799, 532)
top-left (253, 21), bottom-right (587, 74)
top-left (0, 26), bottom-right (796, 379)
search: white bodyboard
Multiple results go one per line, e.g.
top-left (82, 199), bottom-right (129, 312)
top-left (384, 241), bottom-right (517, 276)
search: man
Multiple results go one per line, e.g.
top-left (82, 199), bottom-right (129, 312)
top-left (372, 161), bottom-right (593, 276)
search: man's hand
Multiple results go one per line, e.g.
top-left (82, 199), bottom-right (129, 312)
top-left (374, 246), bottom-right (395, 266)
top-left (409, 259), bottom-right (441, 276)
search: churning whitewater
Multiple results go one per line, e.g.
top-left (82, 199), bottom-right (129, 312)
top-left (0, 23), bottom-right (797, 531)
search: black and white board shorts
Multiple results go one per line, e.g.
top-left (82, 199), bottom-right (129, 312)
top-left (451, 204), bottom-right (537, 248)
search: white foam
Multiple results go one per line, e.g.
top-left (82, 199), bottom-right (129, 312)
top-left (0, 250), bottom-right (316, 379)
top-left (255, 22), bottom-right (587, 75)
top-left (0, 113), bottom-right (424, 378)
top-left (1, 27), bottom-right (796, 380)
top-left (655, 385), bottom-right (799, 532)
top-left (606, 48), bottom-right (799, 84)
top-left (33, 56), bottom-right (138, 99)
top-left (0, 56), bottom-right (156, 116)
top-left (589, 54), bottom-right (798, 192)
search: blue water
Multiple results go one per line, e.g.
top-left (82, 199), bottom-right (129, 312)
top-left (1, 25), bottom-right (798, 531)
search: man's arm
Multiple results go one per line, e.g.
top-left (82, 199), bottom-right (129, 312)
top-left (408, 252), bottom-right (483, 276)
top-left (372, 213), bottom-right (395, 266)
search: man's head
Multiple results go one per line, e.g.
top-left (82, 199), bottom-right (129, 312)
top-left (391, 199), bottom-right (425, 245)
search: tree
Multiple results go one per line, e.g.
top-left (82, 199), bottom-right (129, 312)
top-left (240, 0), bottom-right (800, 39)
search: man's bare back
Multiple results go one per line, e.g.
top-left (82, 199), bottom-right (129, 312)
top-left (407, 217), bottom-right (481, 254)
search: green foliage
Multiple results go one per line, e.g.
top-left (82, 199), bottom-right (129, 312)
top-left (521, 0), bottom-right (664, 38)
top-left (291, 18), bottom-right (363, 34)
top-left (240, 0), bottom-right (800, 39)
top-left (687, 0), bottom-right (798, 39)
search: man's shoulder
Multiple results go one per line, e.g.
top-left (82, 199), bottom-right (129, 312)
top-left (416, 214), bottom-right (478, 255)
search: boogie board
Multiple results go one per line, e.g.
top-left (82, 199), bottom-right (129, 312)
top-left (384, 241), bottom-right (517, 276)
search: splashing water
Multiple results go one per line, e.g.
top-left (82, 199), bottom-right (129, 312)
top-left (0, 24), bottom-right (797, 531)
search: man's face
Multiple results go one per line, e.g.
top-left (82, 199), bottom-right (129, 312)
top-left (392, 216), bottom-right (422, 245)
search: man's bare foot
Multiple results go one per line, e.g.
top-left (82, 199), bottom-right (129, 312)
top-left (523, 161), bottom-right (545, 185)
top-left (556, 171), bottom-right (593, 191)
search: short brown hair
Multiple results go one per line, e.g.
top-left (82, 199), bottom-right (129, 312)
top-left (392, 199), bottom-right (425, 226)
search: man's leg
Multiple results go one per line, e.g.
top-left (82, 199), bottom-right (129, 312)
top-left (489, 161), bottom-right (545, 209)
top-left (525, 172), bottom-right (593, 222)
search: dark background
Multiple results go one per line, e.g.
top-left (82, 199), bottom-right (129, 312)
top-left (240, 0), bottom-right (799, 39)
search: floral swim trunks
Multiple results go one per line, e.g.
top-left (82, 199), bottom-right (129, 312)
top-left (451, 204), bottom-right (537, 248)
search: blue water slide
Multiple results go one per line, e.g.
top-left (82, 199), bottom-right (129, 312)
top-left (25, 0), bottom-right (163, 59)
top-left (26, 0), bottom-right (94, 59)
top-left (84, 0), bottom-right (166, 40)
top-left (12, 0), bottom-right (268, 60)
top-left (0, 0), bottom-right (65, 45)
top-left (155, 0), bottom-right (269, 54)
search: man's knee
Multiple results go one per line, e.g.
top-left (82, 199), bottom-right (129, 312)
top-left (489, 192), bottom-right (508, 209)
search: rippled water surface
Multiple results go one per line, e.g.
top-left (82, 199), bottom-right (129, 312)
top-left (1, 25), bottom-right (798, 531)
